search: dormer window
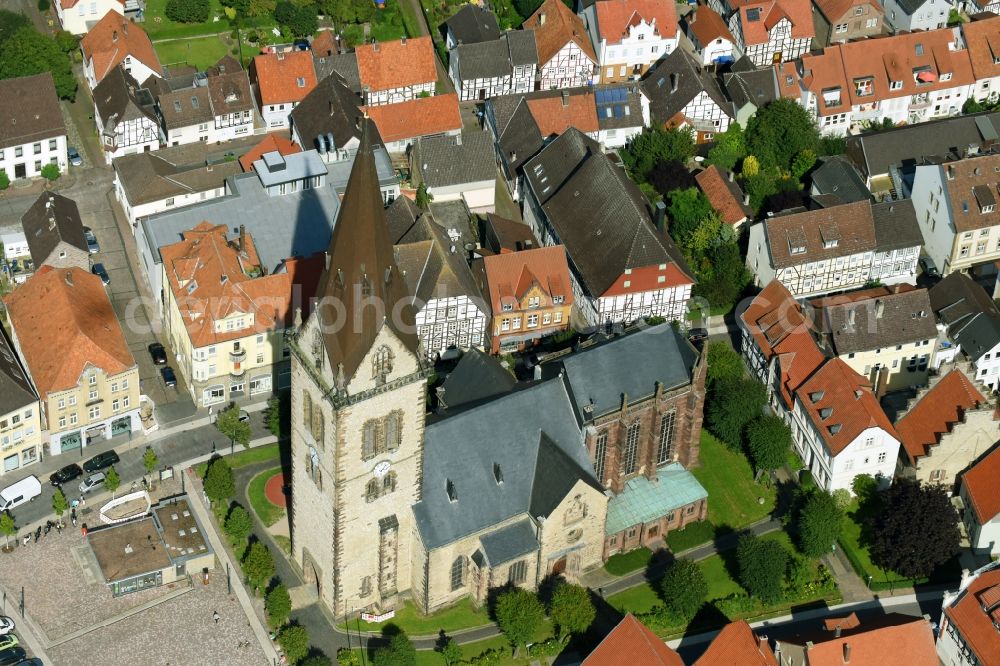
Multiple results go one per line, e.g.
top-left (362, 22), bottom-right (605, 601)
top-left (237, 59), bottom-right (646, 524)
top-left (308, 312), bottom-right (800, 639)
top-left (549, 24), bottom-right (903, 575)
top-left (297, 77), bottom-right (306, 87)
top-left (502, 303), bottom-right (513, 312)
top-left (493, 463), bottom-right (503, 485)
top-left (447, 479), bottom-right (458, 503)
top-left (913, 67), bottom-right (935, 85)
top-left (746, 7), bottom-right (761, 21)
top-left (810, 391), bottom-right (825, 403)
top-left (822, 87), bottom-right (842, 107)
top-left (940, 72), bottom-right (952, 82)
top-left (823, 239), bottom-right (839, 249)
top-left (854, 78), bottom-right (873, 97)
top-left (553, 295), bottom-right (564, 304)
top-left (828, 423), bottom-right (843, 435)
top-left (889, 80), bottom-right (902, 91)
top-left (789, 244), bottom-right (806, 255)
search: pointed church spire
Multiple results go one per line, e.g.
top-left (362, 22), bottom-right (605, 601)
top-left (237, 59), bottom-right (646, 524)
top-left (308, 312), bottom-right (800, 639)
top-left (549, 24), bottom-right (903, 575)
top-left (313, 119), bottom-right (418, 382)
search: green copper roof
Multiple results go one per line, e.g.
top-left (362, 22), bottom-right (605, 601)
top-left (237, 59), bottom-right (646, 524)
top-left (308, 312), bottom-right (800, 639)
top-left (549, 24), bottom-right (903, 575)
top-left (605, 463), bottom-right (708, 536)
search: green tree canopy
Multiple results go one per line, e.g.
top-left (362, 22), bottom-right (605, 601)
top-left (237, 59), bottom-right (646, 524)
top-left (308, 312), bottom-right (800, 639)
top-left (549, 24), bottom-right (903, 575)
top-left (706, 377), bottom-right (767, 449)
top-left (796, 490), bottom-right (843, 558)
top-left (869, 479), bottom-right (960, 579)
top-left (264, 392), bottom-right (290, 438)
top-left (165, 0), bottom-right (210, 22)
top-left (660, 558), bottom-right (708, 620)
top-left (0, 10), bottom-right (29, 47)
top-left (0, 27), bottom-right (77, 100)
top-left (666, 187), bottom-right (714, 244)
top-left (216, 405), bottom-right (251, 447)
top-left (736, 533), bottom-right (788, 604)
top-left (243, 540), bottom-right (276, 592)
top-left (277, 624), bottom-right (310, 664)
top-left (495, 587), bottom-right (545, 655)
top-left (694, 240), bottom-right (751, 310)
top-left (706, 123), bottom-right (746, 171)
top-left (623, 126), bottom-right (696, 182)
top-left (104, 465), bottom-right (121, 495)
top-left (549, 582), bottom-right (595, 642)
top-left (745, 99), bottom-right (821, 171)
top-left (143, 446), bottom-right (159, 475)
top-left (204, 457), bottom-right (236, 504)
top-left (52, 488), bottom-right (68, 518)
top-left (265, 583), bottom-right (292, 629)
top-left (706, 341), bottom-right (744, 386)
top-left (224, 504), bottom-right (253, 544)
top-left (0, 171), bottom-right (9, 190)
top-left (372, 629), bottom-right (417, 666)
top-left (647, 160), bottom-right (695, 197)
top-left (301, 655), bottom-right (332, 666)
top-left (40, 163), bottom-right (60, 182)
top-left (0, 511), bottom-right (14, 549)
top-left (746, 414), bottom-right (792, 476)
top-left (437, 637), bottom-right (462, 666)
top-left (53, 30), bottom-right (79, 54)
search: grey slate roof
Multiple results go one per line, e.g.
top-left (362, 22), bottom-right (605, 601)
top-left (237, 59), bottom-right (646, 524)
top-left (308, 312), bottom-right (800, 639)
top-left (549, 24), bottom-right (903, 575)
top-left (206, 68), bottom-right (254, 116)
top-left (506, 30), bottom-right (539, 66)
top-left (814, 288), bottom-right (939, 355)
top-left (93, 66), bottom-right (158, 133)
top-left (930, 273), bottom-right (1000, 361)
top-left (158, 87), bottom-right (213, 129)
top-left (723, 66), bottom-right (778, 111)
top-left (438, 348), bottom-right (516, 409)
top-left (445, 4), bottom-right (501, 45)
top-left (20, 192), bottom-right (88, 268)
top-left (0, 326), bottom-right (37, 417)
top-left (872, 199), bottom-right (923, 252)
top-left (640, 48), bottom-right (733, 125)
top-left (386, 196), bottom-right (477, 250)
top-left (454, 39), bottom-right (515, 80)
top-left (894, 0), bottom-right (927, 15)
top-left (0, 72), bottom-right (65, 151)
top-left (478, 519), bottom-right (539, 566)
top-left (114, 151), bottom-right (242, 206)
top-left (394, 221), bottom-right (486, 308)
top-left (594, 83), bottom-right (644, 130)
top-left (810, 156), bottom-right (872, 205)
top-left (314, 52), bottom-right (361, 93)
top-left (557, 324), bottom-right (698, 419)
top-left (289, 72), bottom-right (363, 152)
top-left (253, 150), bottom-right (329, 188)
top-left (415, 130), bottom-right (496, 187)
top-left (497, 99), bottom-right (544, 174)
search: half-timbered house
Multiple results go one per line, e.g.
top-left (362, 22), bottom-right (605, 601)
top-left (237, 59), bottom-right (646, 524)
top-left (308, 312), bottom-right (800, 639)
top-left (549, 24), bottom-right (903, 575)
top-left (580, 0), bottom-right (679, 83)
top-left (523, 0), bottom-right (599, 89)
top-left (449, 31), bottom-right (538, 101)
top-left (708, 0), bottom-right (814, 66)
top-left (640, 48), bottom-right (733, 142)
top-left (356, 37), bottom-right (437, 106)
top-left (93, 66), bottom-right (160, 164)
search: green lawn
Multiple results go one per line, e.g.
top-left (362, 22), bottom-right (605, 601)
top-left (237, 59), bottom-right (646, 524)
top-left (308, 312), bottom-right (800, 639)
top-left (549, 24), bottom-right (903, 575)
top-left (154, 35), bottom-right (231, 69)
top-left (666, 521), bottom-right (717, 553)
top-left (603, 547), bottom-right (653, 576)
top-left (143, 0), bottom-right (230, 39)
top-left (345, 626), bottom-right (550, 666)
top-left (342, 598), bottom-right (491, 636)
top-left (195, 443), bottom-right (281, 478)
top-left (247, 467), bottom-right (285, 528)
top-left (272, 534), bottom-right (291, 556)
top-left (692, 432), bottom-right (775, 530)
top-left (839, 501), bottom-right (926, 591)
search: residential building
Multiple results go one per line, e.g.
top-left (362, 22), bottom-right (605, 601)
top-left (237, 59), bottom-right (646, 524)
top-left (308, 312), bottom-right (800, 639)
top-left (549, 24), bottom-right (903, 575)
top-left (812, 0), bottom-right (883, 46)
top-left (5, 266), bottom-right (141, 455)
top-left (155, 86), bottom-right (215, 146)
top-left (929, 272), bottom-right (1000, 391)
top-left (786, 27), bottom-right (975, 136)
top-left (113, 140), bottom-right (245, 227)
top-left (723, 56), bottom-right (780, 126)
top-left (809, 155), bottom-right (872, 205)
top-left (781, 614), bottom-right (937, 665)
top-left (366, 94), bottom-right (463, 154)
top-left (809, 284), bottom-right (939, 393)
top-left (961, 446), bottom-right (1000, 557)
top-left (160, 223), bottom-right (322, 407)
top-left (0, 327), bottom-right (43, 477)
top-left (964, 14), bottom-right (1000, 104)
top-left (387, 196), bottom-right (478, 254)
top-left (55, 0), bottom-right (124, 35)
top-left (449, 31), bottom-right (539, 101)
top-left (580, 0), bottom-right (679, 82)
top-left (479, 245), bottom-right (573, 353)
top-left (93, 66), bottom-right (160, 164)
top-left (355, 37), bottom-right (437, 106)
top-left (20, 192), bottom-right (89, 275)
top-left (685, 4), bottom-right (738, 67)
top-left (964, 0), bottom-right (1000, 14)
top-left (746, 199), bottom-right (923, 297)
top-left (693, 620), bottom-right (778, 665)
top-left (479, 213), bottom-right (539, 254)
top-left (594, 83), bottom-right (648, 149)
top-left (938, 564), bottom-right (1000, 665)
top-left (80, 12), bottom-right (162, 89)
top-left (250, 50), bottom-right (318, 129)
top-left (522, 129), bottom-right (695, 325)
top-left (288, 70), bottom-right (362, 157)
top-left (523, 0), bottom-right (599, 89)
top-left (881, 0), bottom-right (949, 32)
top-left (583, 614), bottom-right (684, 665)
top-left (444, 4), bottom-right (501, 49)
top-left (896, 364), bottom-right (996, 488)
top-left (1, 232), bottom-right (33, 285)
top-left (911, 152), bottom-right (1000, 276)
top-left (412, 131), bottom-right (497, 213)
top-left (204, 58), bottom-right (256, 142)
top-left (313, 49), bottom-right (361, 95)
top-left (0, 73), bottom-right (68, 182)
top-left (239, 133), bottom-right (301, 172)
top-left (640, 48), bottom-right (733, 143)
top-left (394, 219), bottom-right (490, 358)
top-left (695, 165), bottom-right (752, 229)
top-left (709, 0), bottom-right (815, 66)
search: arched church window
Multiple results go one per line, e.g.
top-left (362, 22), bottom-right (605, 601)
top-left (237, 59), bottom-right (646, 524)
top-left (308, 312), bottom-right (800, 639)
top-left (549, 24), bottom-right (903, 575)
top-left (450, 556), bottom-right (466, 591)
top-left (365, 479), bottom-right (379, 503)
top-left (372, 345), bottom-right (393, 384)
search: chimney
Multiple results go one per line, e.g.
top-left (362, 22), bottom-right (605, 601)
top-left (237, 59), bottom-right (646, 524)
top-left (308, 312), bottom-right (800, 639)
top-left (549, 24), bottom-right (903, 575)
top-left (455, 133), bottom-right (462, 146)
top-left (728, 170), bottom-right (735, 182)
top-left (561, 90), bottom-right (569, 107)
top-left (834, 625), bottom-right (842, 638)
top-left (401, 36), bottom-right (407, 45)
top-left (112, 30), bottom-right (118, 42)
top-left (65, 271), bottom-right (73, 286)
top-left (843, 642), bottom-right (851, 663)
top-left (539, 12), bottom-right (546, 25)
top-left (373, 41), bottom-right (380, 53)
top-left (743, 193), bottom-right (750, 205)
top-left (123, 20), bottom-right (128, 35)
top-left (690, 10), bottom-right (697, 23)
top-left (329, 101), bottom-right (336, 116)
top-left (435, 386), bottom-right (447, 414)
top-left (533, 364), bottom-right (542, 380)
top-left (239, 224), bottom-right (246, 255)
top-left (670, 73), bottom-right (678, 93)
top-left (654, 200), bottom-right (667, 231)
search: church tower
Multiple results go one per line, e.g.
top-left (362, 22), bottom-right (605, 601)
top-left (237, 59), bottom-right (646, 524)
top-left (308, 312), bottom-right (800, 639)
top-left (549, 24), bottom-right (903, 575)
top-left (289, 120), bottom-right (426, 618)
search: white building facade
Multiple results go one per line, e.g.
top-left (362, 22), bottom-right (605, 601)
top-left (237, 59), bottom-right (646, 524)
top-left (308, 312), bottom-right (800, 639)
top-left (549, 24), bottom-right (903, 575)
top-left (414, 294), bottom-right (489, 359)
top-left (540, 41), bottom-right (598, 90)
top-left (56, 0), bottom-right (124, 35)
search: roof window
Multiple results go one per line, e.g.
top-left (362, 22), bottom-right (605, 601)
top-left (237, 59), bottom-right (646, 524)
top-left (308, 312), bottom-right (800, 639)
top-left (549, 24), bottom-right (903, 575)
top-left (297, 77), bottom-right (306, 87)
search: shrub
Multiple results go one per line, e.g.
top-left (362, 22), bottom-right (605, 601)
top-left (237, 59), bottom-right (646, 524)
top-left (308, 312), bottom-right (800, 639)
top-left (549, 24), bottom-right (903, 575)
top-left (660, 558), bottom-right (708, 620)
top-left (165, 0), bottom-right (210, 23)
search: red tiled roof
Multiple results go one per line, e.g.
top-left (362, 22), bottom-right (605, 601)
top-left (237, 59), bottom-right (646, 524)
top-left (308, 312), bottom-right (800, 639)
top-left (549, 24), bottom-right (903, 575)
top-left (525, 91), bottom-right (600, 136)
top-left (734, 0), bottom-right (814, 45)
top-left (945, 570), bottom-right (1000, 663)
top-left (482, 245), bottom-right (574, 314)
top-left (963, 14), bottom-right (1000, 82)
top-left (311, 29), bottom-right (338, 58)
top-left (355, 36), bottom-right (437, 92)
top-left (895, 369), bottom-right (989, 463)
top-left (693, 620), bottom-right (778, 666)
top-left (688, 5), bottom-right (735, 46)
top-left (523, 0), bottom-right (599, 66)
top-left (796, 358), bottom-right (898, 456)
top-left (251, 50), bottom-right (317, 105)
top-left (80, 13), bottom-right (162, 84)
top-left (741, 280), bottom-right (809, 360)
top-left (796, 615), bottom-right (937, 666)
top-left (594, 0), bottom-right (678, 43)
top-left (695, 165), bottom-right (751, 226)
top-left (62, 0), bottom-right (123, 8)
top-left (601, 262), bottom-right (693, 297)
top-left (5, 266), bottom-right (136, 397)
top-left (583, 614), bottom-right (684, 666)
top-left (239, 133), bottom-right (302, 172)
top-left (962, 445), bottom-right (1000, 524)
top-left (365, 93), bottom-right (462, 144)
top-left (812, 0), bottom-right (881, 22)
top-left (822, 612), bottom-right (861, 632)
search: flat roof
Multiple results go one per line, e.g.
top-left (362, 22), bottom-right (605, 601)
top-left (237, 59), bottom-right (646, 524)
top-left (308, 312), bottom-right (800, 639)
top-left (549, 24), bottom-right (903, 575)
top-left (89, 517), bottom-right (171, 583)
top-left (154, 499), bottom-right (210, 561)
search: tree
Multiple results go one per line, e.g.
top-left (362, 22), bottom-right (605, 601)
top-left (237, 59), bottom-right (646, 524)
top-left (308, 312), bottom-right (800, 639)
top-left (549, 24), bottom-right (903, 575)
top-left (372, 629), bottom-right (417, 666)
top-left (790, 149), bottom-right (817, 180)
top-left (301, 655), bottom-right (332, 666)
top-left (224, 504), bottom-right (253, 544)
top-left (0, 27), bottom-right (76, 100)
top-left (215, 404), bottom-right (251, 448)
top-left (706, 341), bottom-right (744, 387)
top-left (165, 0), bottom-right (210, 23)
top-left (0, 171), bottom-right (9, 191)
top-left (40, 163), bottom-right (60, 182)
top-left (549, 582), bottom-right (595, 643)
top-left (0, 10), bottom-right (29, 48)
top-left (494, 587), bottom-right (545, 656)
top-left (277, 624), bottom-right (310, 664)
top-left (706, 377), bottom-right (767, 449)
top-left (335, 649), bottom-right (362, 666)
top-left (706, 123), bottom-right (746, 171)
top-left (869, 479), bottom-right (960, 579)
top-left (745, 99), bottom-right (821, 171)
top-left (647, 160), bottom-right (695, 197)
top-left (746, 414), bottom-right (792, 477)
top-left (54, 30), bottom-right (79, 54)
top-left (659, 558), bottom-right (708, 621)
top-left (52, 487), bottom-right (68, 521)
top-left (243, 540), bottom-right (276, 592)
top-left (437, 637), bottom-right (462, 666)
top-left (796, 490), bottom-right (843, 557)
top-left (695, 240), bottom-right (750, 310)
top-left (38, 0), bottom-right (51, 13)
top-left (666, 187), bottom-right (714, 245)
top-left (265, 583), bottom-right (292, 629)
top-left (143, 446), bottom-right (159, 476)
top-left (736, 533), bottom-right (788, 604)
top-left (104, 465), bottom-right (121, 496)
top-left (622, 126), bottom-right (696, 181)
top-left (415, 182), bottom-right (433, 210)
top-left (204, 457), bottom-right (236, 505)
top-left (851, 474), bottom-right (879, 508)
top-left (263, 392), bottom-right (290, 438)
top-left (0, 511), bottom-right (14, 551)
top-left (284, 5), bottom-right (319, 37)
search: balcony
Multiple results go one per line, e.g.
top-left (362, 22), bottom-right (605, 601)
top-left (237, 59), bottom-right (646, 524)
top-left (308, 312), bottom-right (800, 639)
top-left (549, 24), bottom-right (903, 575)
top-left (909, 93), bottom-right (931, 109)
top-left (230, 363), bottom-right (246, 378)
top-left (230, 348), bottom-right (247, 363)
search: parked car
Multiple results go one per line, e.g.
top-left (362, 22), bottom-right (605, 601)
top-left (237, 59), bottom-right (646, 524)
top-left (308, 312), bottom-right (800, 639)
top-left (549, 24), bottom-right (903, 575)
top-left (238, 410), bottom-right (250, 423)
top-left (0, 636), bottom-right (18, 653)
top-left (91, 262), bottom-right (109, 285)
top-left (148, 342), bottom-right (167, 365)
top-left (161, 366), bottom-right (177, 387)
top-left (49, 463), bottom-right (83, 487)
top-left (15, 659), bottom-right (43, 666)
top-left (79, 472), bottom-right (106, 494)
top-left (687, 327), bottom-right (709, 343)
top-left (0, 616), bottom-right (14, 635)
top-left (83, 450), bottom-right (120, 473)
top-left (919, 256), bottom-right (940, 278)
top-left (83, 226), bottom-right (99, 254)
top-left (67, 146), bottom-right (82, 166)
top-left (0, 647), bottom-right (25, 666)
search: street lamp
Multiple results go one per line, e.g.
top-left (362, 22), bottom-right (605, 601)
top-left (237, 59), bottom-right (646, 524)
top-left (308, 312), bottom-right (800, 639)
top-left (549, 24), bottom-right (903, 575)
top-left (867, 574), bottom-right (873, 590)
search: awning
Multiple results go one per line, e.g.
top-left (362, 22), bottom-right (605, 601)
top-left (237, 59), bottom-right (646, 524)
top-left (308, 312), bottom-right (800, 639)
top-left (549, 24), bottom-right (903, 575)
top-left (917, 71), bottom-right (937, 83)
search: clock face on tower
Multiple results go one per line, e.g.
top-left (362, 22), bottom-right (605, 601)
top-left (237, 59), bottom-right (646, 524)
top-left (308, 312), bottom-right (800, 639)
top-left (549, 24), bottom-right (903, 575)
top-left (373, 460), bottom-right (391, 478)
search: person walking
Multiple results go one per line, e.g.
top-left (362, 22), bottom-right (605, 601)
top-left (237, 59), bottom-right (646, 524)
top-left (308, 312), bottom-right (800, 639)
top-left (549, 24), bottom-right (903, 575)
top-left (213, 610), bottom-right (220, 624)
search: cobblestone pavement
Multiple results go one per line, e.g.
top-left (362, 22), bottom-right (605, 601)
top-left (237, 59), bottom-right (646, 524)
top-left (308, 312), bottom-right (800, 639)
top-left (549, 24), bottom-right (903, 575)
top-left (47, 577), bottom-right (266, 666)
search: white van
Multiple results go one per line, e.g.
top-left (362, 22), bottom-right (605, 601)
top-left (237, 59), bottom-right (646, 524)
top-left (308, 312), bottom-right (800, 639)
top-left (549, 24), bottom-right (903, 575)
top-left (0, 476), bottom-right (42, 511)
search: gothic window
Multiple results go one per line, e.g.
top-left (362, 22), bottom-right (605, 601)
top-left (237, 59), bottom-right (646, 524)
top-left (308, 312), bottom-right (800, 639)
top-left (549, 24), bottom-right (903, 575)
top-left (311, 330), bottom-right (323, 371)
top-left (593, 432), bottom-right (608, 482)
top-left (362, 420), bottom-right (377, 460)
top-left (508, 560), bottom-right (528, 585)
top-left (361, 413), bottom-right (402, 460)
top-left (383, 472), bottom-right (397, 495)
top-left (310, 408), bottom-right (324, 445)
top-left (301, 391), bottom-right (312, 428)
top-left (450, 556), bottom-right (465, 591)
top-left (623, 422), bottom-right (640, 475)
top-left (366, 479), bottom-right (380, 503)
top-left (657, 411), bottom-right (676, 465)
top-left (384, 411), bottom-right (401, 452)
top-left (372, 345), bottom-right (393, 384)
